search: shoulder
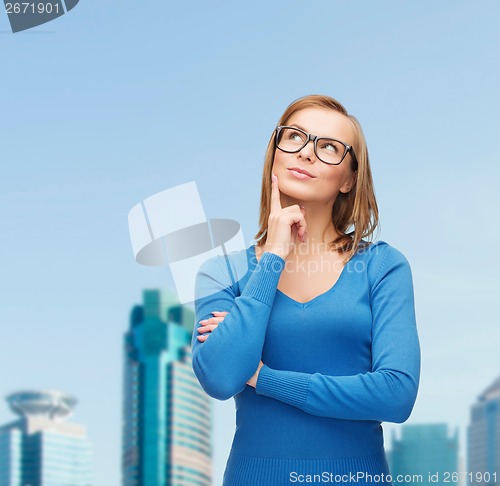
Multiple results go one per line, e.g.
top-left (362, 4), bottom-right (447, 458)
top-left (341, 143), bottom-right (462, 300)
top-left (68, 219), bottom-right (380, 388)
top-left (356, 240), bottom-right (413, 285)
top-left (196, 246), bottom-right (253, 288)
top-left (357, 240), bottom-right (410, 263)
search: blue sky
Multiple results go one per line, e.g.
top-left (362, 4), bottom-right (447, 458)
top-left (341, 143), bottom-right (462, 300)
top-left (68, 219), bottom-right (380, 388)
top-left (1, 1), bottom-right (499, 484)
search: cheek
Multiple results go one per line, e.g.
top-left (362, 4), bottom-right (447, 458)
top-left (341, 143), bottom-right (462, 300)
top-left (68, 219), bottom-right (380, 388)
top-left (322, 167), bottom-right (350, 184)
top-left (273, 152), bottom-right (285, 166)
top-left (317, 167), bottom-right (336, 183)
top-left (315, 169), bottom-right (353, 194)
top-left (272, 152), bottom-right (290, 172)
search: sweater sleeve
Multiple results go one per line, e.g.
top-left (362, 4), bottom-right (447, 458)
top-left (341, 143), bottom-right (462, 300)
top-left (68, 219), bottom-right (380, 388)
top-left (255, 245), bottom-right (421, 423)
top-left (191, 250), bottom-right (286, 401)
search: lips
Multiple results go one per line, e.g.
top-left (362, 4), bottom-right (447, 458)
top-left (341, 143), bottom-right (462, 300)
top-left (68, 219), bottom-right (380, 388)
top-left (288, 167), bottom-right (315, 178)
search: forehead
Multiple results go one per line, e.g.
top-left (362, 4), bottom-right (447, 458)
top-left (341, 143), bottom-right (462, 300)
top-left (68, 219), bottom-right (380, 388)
top-left (286, 107), bottom-right (354, 143)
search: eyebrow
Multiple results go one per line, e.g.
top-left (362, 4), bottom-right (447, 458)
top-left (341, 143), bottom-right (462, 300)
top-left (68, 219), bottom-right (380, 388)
top-left (289, 123), bottom-right (339, 140)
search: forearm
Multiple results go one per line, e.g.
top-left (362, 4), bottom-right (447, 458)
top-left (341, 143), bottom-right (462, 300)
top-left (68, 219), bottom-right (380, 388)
top-left (255, 357), bottom-right (420, 423)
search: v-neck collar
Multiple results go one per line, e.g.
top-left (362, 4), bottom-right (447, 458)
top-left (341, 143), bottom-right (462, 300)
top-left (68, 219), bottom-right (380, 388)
top-left (249, 244), bottom-right (355, 309)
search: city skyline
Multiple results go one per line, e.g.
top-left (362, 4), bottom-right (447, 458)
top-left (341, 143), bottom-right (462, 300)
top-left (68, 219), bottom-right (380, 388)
top-left (1, 316), bottom-right (497, 485)
top-left (1, 290), bottom-right (496, 485)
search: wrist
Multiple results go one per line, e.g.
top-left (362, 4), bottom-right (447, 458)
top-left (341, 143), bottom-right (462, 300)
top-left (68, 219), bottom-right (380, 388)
top-left (254, 363), bottom-right (268, 391)
top-left (263, 244), bottom-right (289, 260)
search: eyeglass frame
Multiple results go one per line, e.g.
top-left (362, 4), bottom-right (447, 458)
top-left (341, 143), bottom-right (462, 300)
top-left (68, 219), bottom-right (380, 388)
top-left (274, 125), bottom-right (359, 170)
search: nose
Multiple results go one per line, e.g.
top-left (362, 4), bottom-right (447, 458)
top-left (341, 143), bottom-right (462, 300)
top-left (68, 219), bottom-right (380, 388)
top-left (298, 138), bottom-right (317, 162)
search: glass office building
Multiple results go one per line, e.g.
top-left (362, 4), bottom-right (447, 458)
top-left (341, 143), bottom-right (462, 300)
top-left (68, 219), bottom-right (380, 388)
top-left (0, 390), bottom-right (93, 486)
top-left (468, 375), bottom-right (500, 486)
top-left (122, 289), bottom-right (212, 486)
top-left (389, 423), bottom-right (459, 486)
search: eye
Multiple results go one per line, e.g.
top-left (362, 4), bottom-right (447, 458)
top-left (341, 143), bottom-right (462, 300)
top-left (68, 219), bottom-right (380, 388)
top-left (320, 141), bottom-right (339, 153)
top-left (288, 130), bottom-right (304, 142)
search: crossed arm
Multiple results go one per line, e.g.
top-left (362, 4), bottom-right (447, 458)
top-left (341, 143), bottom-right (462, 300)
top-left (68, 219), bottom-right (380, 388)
top-left (191, 251), bottom-right (286, 400)
top-left (191, 245), bottom-right (421, 423)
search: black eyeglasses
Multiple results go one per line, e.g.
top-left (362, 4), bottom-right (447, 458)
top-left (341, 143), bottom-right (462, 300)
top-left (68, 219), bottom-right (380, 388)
top-left (274, 125), bottom-right (358, 169)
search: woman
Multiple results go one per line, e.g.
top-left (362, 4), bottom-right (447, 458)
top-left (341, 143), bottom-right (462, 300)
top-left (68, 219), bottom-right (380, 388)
top-left (191, 94), bottom-right (421, 485)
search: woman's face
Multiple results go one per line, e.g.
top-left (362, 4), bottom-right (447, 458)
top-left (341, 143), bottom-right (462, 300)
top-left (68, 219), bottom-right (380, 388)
top-left (272, 107), bottom-right (357, 206)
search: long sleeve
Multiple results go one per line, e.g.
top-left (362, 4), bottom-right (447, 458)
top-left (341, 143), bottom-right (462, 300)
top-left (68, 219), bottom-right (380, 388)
top-left (191, 250), bottom-right (285, 400)
top-left (255, 245), bottom-right (421, 423)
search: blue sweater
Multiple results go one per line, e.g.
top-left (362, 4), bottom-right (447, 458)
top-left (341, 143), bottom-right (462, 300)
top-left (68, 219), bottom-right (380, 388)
top-left (191, 241), bottom-right (421, 485)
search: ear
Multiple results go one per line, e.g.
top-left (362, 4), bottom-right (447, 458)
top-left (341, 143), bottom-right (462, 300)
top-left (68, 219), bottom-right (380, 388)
top-left (339, 170), bottom-right (357, 194)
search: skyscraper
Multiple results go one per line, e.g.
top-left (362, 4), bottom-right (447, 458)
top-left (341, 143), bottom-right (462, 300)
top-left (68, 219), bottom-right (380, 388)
top-left (122, 288), bottom-right (212, 486)
top-left (468, 375), bottom-right (500, 486)
top-left (0, 390), bottom-right (93, 486)
top-left (389, 423), bottom-right (459, 486)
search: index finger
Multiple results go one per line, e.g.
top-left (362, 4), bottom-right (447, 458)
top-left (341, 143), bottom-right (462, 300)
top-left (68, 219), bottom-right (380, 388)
top-left (270, 172), bottom-right (282, 212)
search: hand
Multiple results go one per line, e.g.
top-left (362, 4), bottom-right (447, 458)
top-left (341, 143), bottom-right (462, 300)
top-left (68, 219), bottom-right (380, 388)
top-left (263, 173), bottom-right (307, 260)
top-left (247, 360), bottom-right (264, 388)
top-left (197, 311), bottom-right (228, 342)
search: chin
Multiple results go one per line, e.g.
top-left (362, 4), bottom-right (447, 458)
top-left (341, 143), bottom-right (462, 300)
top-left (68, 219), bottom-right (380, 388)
top-left (278, 178), bottom-right (316, 201)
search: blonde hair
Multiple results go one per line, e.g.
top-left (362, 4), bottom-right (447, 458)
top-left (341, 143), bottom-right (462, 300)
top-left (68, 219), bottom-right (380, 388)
top-left (253, 94), bottom-right (379, 264)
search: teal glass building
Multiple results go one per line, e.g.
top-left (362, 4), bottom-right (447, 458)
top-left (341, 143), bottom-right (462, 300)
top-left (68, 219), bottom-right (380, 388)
top-left (122, 289), bottom-right (212, 486)
top-left (389, 423), bottom-right (459, 485)
top-left (467, 376), bottom-right (500, 486)
top-left (0, 390), bottom-right (93, 486)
